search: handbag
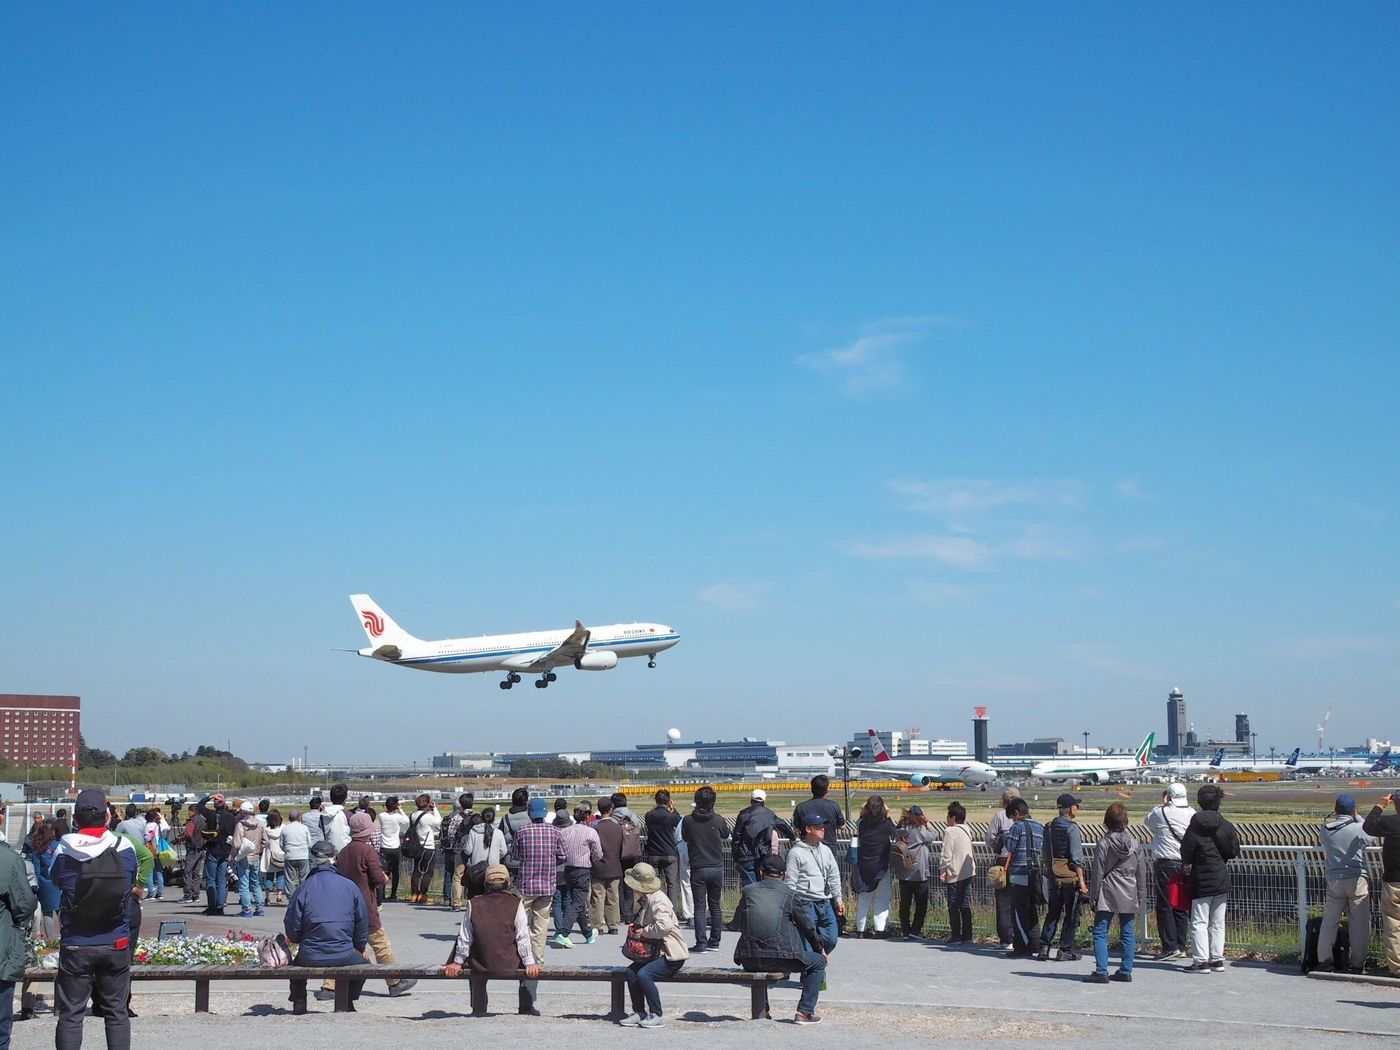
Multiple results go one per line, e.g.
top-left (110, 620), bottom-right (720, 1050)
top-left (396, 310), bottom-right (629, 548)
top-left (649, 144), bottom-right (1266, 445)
top-left (1165, 869), bottom-right (1192, 910)
top-left (621, 923), bottom-right (660, 963)
top-left (258, 933), bottom-right (292, 968)
top-left (987, 863), bottom-right (1008, 890)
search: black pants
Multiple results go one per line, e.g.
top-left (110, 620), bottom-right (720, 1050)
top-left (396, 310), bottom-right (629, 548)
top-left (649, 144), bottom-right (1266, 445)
top-left (1040, 883), bottom-right (1082, 950)
top-left (945, 878), bottom-right (973, 941)
top-left (55, 945), bottom-right (131, 1050)
top-left (289, 955), bottom-right (365, 1004)
top-left (1009, 883), bottom-right (1042, 955)
top-left (690, 866), bottom-right (724, 947)
top-left (411, 849), bottom-right (435, 897)
top-left (381, 848), bottom-right (402, 898)
top-left (647, 856), bottom-right (682, 907)
top-left (1153, 859), bottom-right (1189, 952)
top-left (560, 866), bottom-right (593, 936)
top-left (994, 884), bottom-right (1016, 944)
top-left (899, 879), bottom-right (929, 936)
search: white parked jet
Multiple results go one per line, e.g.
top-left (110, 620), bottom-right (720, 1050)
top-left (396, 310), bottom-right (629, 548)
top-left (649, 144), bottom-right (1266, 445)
top-left (1030, 733), bottom-right (1156, 785)
top-left (346, 594), bottom-right (680, 690)
top-left (853, 729), bottom-right (998, 787)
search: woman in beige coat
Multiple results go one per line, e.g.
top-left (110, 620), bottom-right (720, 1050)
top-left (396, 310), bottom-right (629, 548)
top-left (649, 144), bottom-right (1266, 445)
top-left (618, 862), bottom-right (689, 1028)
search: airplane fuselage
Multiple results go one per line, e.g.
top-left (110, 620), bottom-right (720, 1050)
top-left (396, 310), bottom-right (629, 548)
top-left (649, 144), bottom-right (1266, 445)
top-left (360, 622), bottom-right (680, 673)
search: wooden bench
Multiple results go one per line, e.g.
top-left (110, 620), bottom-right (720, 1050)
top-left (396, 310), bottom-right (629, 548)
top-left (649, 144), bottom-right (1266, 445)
top-left (22, 964), bottom-right (790, 1019)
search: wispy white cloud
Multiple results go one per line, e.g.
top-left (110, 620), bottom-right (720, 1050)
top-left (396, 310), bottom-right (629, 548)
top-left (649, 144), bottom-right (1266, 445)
top-left (845, 528), bottom-right (1075, 571)
top-left (905, 581), bottom-right (977, 605)
top-left (697, 580), bottom-right (772, 613)
top-left (891, 478), bottom-right (1085, 516)
top-left (1113, 477), bottom-right (1152, 502)
top-left (797, 316), bottom-right (966, 398)
top-left (1056, 642), bottom-right (1147, 675)
top-left (1263, 635), bottom-right (1400, 660)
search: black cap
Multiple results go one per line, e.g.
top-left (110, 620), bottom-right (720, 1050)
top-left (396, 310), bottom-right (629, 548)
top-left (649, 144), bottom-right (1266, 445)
top-left (1056, 792), bottom-right (1082, 809)
top-left (758, 854), bottom-right (786, 877)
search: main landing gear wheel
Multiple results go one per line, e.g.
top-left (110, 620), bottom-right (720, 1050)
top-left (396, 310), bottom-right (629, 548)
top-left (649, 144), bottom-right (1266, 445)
top-left (535, 676), bottom-right (549, 689)
top-left (546, 672), bottom-right (558, 682)
top-left (509, 673), bottom-right (521, 683)
top-left (647, 658), bottom-right (657, 669)
top-left (499, 679), bottom-right (513, 690)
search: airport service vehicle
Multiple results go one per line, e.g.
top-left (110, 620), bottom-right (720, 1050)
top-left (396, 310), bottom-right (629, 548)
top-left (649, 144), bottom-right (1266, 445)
top-left (852, 729), bottom-right (998, 787)
top-left (1030, 733), bottom-right (1156, 785)
top-left (345, 594), bottom-right (680, 690)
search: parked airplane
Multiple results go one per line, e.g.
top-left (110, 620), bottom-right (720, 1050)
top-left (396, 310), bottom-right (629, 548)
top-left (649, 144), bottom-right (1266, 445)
top-left (345, 594), bottom-right (680, 690)
top-left (1030, 733), bottom-right (1156, 785)
top-left (1153, 747), bottom-right (1226, 777)
top-left (852, 729), bottom-right (998, 787)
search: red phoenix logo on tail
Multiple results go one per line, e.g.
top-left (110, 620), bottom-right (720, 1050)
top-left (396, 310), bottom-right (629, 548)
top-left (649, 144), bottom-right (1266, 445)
top-left (361, 610), bottom-right (385, 637)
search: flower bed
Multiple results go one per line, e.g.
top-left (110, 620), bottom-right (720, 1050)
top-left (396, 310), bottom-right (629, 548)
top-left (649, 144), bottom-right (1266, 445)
top-left (34, 932), bottom-right (261, 968)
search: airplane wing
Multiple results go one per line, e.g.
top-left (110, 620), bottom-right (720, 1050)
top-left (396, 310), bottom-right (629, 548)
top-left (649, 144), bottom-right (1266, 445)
top-left (526, 620), bottom-right (591, 671)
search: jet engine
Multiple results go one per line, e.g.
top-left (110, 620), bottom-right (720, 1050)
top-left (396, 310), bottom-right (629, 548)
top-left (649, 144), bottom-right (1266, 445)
top-left (574, 651), bottom-right (619, 671)
top-left (910, 774), bottom-right (933, 788)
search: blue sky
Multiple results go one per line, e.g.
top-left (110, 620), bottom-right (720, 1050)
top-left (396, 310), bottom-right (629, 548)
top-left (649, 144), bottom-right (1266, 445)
top-left (3, 6), bottom-right (1397, 764)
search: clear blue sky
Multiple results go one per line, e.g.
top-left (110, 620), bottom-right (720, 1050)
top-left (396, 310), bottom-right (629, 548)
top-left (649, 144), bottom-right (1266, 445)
top-left (3, 6), bottom-right (1397, 764)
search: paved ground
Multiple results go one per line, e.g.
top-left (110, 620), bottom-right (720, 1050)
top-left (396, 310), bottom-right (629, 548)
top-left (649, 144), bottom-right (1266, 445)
top-left (11, 897), bottom-right (1399, 1049)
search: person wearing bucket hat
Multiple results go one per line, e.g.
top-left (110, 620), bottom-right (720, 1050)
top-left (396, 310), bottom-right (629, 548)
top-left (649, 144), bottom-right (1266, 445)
top-left (1145, 783), bottom-right (1194, 959)
top-left (617, 862), bottom-right (688, 1028)
top-left (442, 864), bottom-right (541, 1015)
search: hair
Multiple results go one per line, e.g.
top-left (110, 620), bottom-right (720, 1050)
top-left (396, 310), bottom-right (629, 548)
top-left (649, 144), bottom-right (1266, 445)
top-left (899, 808), bottom-right (929, 828)
top-left (693, 786), bottom-right (717, 811)
top-left (56, 808), bottom-right (67, 820)
top-left (415, 793), bottom-right (432, 809)
top-left (574, 805), bottom-right (591, 823)
top-left (461, 793), bottom-right (476, 809)
top-left (611, 792), bottom-right (627, 809)
top-left (385, 796), bottom-right (400, 812)
top-left (511, 787), bottom-right (529, 806)
top-left (258, 799), bottom-right (270, 813)
top-left (597, 797), bottom-right (615, 816)
top-left (1104, 802), bottom-right (1129, 832)
top-left (481, 805), bottom-right (496, 824)
top-left (654, 789), bottom-right (671, 806)
top-left (107, 806), bottom-right (120, 831)
top-left (554, 797), bottom-right (568, 810)
top-left (861, 795), bottom-right (888, 823)
top-left (288, 808), bottom-right (302, 822)
top-left (75, 805), bottom-right (105, 830)
top-left (268, 809), bottom-right (283, 828)
top-left (1000, 786), bottom-right (1022, 806)
top-left (144, 808), bottom-right (160, 822)
top-left (1007, 798), bottom-right (1030, 818)
top-left (946, 801), bottom-right (966, 824)
top-left (357, 796), bottom-right (371, 810)
top-left (810, 775), bottom-right (830, 798)
top-left (1197, 784), bottom-right (1223, 810)
top-left (30, 818), bottom-right (56, 854)
top-left (124, 803), bottom-right (139, 819)
top-left (482, 806), bottom-right (496, 847)
top-left (309, 796), bottom-right (323, 810)
top-left (329, 783), bottom-right (348, 805)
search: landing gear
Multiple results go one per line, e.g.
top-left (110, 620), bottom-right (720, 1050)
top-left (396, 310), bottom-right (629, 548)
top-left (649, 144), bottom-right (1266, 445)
top-left (546, 672), bottom-right (557, 682)
top-left (499, 672), bottom-right (522, 690)
top-left (647, 658), bottom-right (657, 669)
top-left (499, 680), bottom-right (512, 690)
top-left (534, 676), bottom-right (548, 689)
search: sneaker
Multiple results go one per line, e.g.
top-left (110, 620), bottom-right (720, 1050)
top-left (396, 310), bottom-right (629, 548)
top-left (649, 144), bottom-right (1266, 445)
top-left (1055, 948), bottom-right (1081, 962)
top-left (1110, 971), bottom-right (1133, 983)
top-left (254, 909), bottom-right (265, 917)
top-left (238, 909), bottom-right (255, 917)
top-left (1001, 943), bottom-right (1014, 952)
top-left (313, 989), bottom-right (337, 1001)
top-left (618, 1013), bottom-right (644, 1027)
top-left (794, 1011), bottom-right (822, 1024)
top-left (389, 979), bottom-right (417, 997)
top-left (1036, 948), bottom-right (1051, 962)
top-left (551, 935), bottom-right (574, 949)
top-left (638, 1015), bottom-right (666, 1029)
top-left (1082, 972), bottom-right (1110, 984)
top-left (1183, 962), bottom-right (1212, 973)
top-left (586, 930), bottom-right (598, 944)
top-left (1156, 948), bottom-right (1184, 961)
top-left (1210, 960), bottom-right (1225, 972)
top-left (691, 944), bottom-right (709, 954)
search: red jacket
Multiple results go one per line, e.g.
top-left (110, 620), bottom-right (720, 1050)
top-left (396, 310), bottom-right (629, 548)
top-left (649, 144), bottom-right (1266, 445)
top-left (335, 840), bottom-right (387, 932)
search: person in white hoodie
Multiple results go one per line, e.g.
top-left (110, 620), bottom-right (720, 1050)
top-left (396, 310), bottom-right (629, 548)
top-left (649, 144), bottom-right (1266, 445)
top-left (784, 822), bottom-right (842, 952)
top-left (321, 784), bottom-right (352, 854)
top-left (1144, 782), bottom-right (1193, 959)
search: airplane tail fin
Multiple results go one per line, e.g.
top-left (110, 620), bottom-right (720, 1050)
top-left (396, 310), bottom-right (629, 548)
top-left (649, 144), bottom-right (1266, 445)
top-left (1285, 747), bottom-right (1301, 767)
top-left (1210, 748), bottom-right (1224, 767)
top-left (349, 594), bottom-right (421, 646)
top-left (1134, 732), bottom-right (1156, 767)
top-left (1371, 751), bottom-right (1392, 772)
top-left (866, 729), bottom-right (893, 763)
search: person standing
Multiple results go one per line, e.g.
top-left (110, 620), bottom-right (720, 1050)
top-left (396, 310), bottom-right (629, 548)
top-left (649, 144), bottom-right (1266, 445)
top-left (893, 806), bottom-right (937, 940)
top-left (792, 776), bottom-right (843, 844)
top-left (732, 789), bottom-right (793, 888)
top-left (178, 803), bottom-right (205, 904)
top-left (498, 788), bottom-right (532, 877)
top-left (301, 797), bottom-right (327, 853)
top-left (462, 806), bottom-right (508, 899)
top-left (589, 798), bottom-right (625, 934)
top-left (1004, 798), bottom-right (1044, 958)
top-left (443, 794), bottom-right (479, 910)
top-left (986, 788), bottom-right (1019, 951)
top-left (0, 800), bottom-right (38, 1048)
top-left (1179, 783), bottom-right (1240, 973)
top-left (1317, 793), bottom-right (1372, 973)
top-left (853, 796), bottom-right (896, 937)
top-left (198, 793), bottom-right (236, 916)
top-left (681, 786), bottom-right (731, 952)
top-left (784, 820), bottom-right (843, 953)
top-left (50, 789), bottom-right (139, 1050)
top-left (1082, 803), bottom-right (1147, 984)
top-left (281, 809), bottom-right (312, 900)
top-left (140, 809), bottom-right (168, 901)
top-left (1362, 791), bottom-right (1400, 978)
top-left (643, 790), bottom-right (683, 904)
top-left (553, 806), bottom-right (602, 947)
top-left (734, 852), bottom-right (827, 1024)
top-left (1144, 783), bottom-right (1193, 960)
top-left (617, 862), bottom-right (688, 1029)
top-left (939, 801), bottom-right (975, 944)
top-left (320, 785), bottom-right (352, 855)
top-left (440, 865), bottom-right (541, 1016)
top-left (285, 842), bottom-right (367, 1014)
top-left (510, 796), bottom-right (565, 1010)
top-left (322, 813), bottom-right (415, 1000)
top-left (407, 794), bottom-right (442, 903)
top-left (231, 801), bottom-right (267, 918)
top-left (1038, 793), bottom-right (1087, 962)
top-left (376, 797), bottom-right (409, 901)
top-left (264, 811), bottom-right (287, 906)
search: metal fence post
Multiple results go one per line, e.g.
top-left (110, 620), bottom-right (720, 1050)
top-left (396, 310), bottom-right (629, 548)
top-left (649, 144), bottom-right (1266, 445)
top-left (1293, 849), bottom-right (1308, 954)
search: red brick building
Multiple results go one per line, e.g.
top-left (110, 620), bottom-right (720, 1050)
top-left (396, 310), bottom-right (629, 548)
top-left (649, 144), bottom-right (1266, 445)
top-left (0, 694), bottom-right (81, 767)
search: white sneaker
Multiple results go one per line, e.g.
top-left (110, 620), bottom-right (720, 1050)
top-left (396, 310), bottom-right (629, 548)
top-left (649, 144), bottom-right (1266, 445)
top-left (1002, 943), bottom-right (1015, 952)
top-left (639, 1015), bottom-right (666, 1029)
top-left (618, 1013), bottom-right (644, 1027)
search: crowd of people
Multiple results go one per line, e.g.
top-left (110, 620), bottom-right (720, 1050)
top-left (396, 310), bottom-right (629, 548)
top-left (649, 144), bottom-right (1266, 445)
top-left (3, 776), bottom-right (1398, 1047)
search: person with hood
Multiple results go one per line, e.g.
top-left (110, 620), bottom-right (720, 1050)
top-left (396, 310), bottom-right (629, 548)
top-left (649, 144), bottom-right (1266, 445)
top-left (197, 793), bottom-right (237, 916)
top-left (1082, 803), bottom-right (1147, 984)
top-left (1144, 783), bottom-right (1193, 960)
top-left (894, 806), bottom-right (938, 940)
top-left (732, 789), bottom-right (794, 888)
top-left (1038, 793), bottom-right (1087, 962)
top-left (986, 787), bottom-right (1019, 950)
top-left (499, 788), bottom-right (533, 875)
top-left (1318, 794), bottom-right (1373, 973)
top-left (784, 819), bottom-right (843, 953)
top-left (231, 800), bottom-right (267, 917)
top-left (643, 789), bottom-right (683, 903)
top-left (50, 789), bottom-right (139, 1049)
top-left (680, 786), bottom-right (731, 952)
top-left (853, 795), bottom-right (897, 938)
top-left (1004, 798), bottom-right (1044, 958)
top-left (441, 864), bottom-right (541, 1017)
top-left (285, 841), bottom-right (367, 1014)
top-left (1363, 791), bottom-right (1400, 977)
top-left (939, 801), bottom-right (976, 944)
top-left (589, 798), bottom-right (626, 934)
top-left (0, 800), bottom-right (38, 1047)
top-left (321, 812), bottom-right (415, 1000)
top-left (617, 862), bottom-right (688, 1029)
top-left (463, 805), bottom-right (509, 898)
top-left (1179, 783), bottom-right (1240, 973)
top-left (321, 784), bottom-right (352, 855)
top-left (734, 852), bottom-right (827, 1024)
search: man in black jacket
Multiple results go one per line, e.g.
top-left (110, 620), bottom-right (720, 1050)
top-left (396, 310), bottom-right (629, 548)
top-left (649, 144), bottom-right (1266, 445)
top-left (1363, 791), bottom-right (1400, 977)
top-left (733, 789), bottom-right (794, 886)
top-left (197, 794), bottom-right (237, 916)
top-left (680, 786), bottom-right (730, 952)
top-left (734, 853), bottom-right (826, 1024)
top-left (643, 790), bottom-right (682, 907)
top-left (1179, 784), bottom-right (1240, 973)
top-left (792, 776), bottom-right (843, 844)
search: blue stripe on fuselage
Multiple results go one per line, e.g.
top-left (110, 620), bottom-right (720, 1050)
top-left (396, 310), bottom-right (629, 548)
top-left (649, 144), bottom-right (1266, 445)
top-left (401, 634), bottom-right (680, 667)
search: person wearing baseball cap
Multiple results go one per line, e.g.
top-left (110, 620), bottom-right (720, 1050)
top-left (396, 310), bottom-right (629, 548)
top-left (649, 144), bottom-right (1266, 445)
top-left (1317, 794), bottom-right (1373, 973)
top-left (194, 792), bottom-right (238, 915)
top-left (441, 864), bottom-right (540, 1016)
top-left (1363, 790), bottom-right (1400, 977)
top-left (732, 788), bottom-right (793, 888)
top-left (1145, 782), bottom-right (1194, 960)
top-left (507, 796), bottom-right (563, 1014)
top-left (1037, 793), bottom-right (1086, 962)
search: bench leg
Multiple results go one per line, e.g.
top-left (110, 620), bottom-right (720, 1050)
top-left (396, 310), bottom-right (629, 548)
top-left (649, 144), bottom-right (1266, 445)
top-left (751, 981), bottom-right (767, 1020)
top-left (610, 974), bottom-right (626, 1017)
top-left (21, 986), bottom-right (36, 1016)
top-left (334, 982), bottom-right (352, 1013)
top-left (195, 979), bottom-right (210, 1013)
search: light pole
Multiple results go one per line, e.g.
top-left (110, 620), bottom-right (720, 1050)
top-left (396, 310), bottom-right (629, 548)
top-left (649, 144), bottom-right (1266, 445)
top-left (1251, 732), bottom-right (1258, 764)
top-left (828, 743), bottom-right (863, 825)
top-left (1083, 731), bottom-right (1090, 757)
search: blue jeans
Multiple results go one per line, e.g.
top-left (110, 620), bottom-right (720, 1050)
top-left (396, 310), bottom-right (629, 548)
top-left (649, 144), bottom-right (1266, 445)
top-left (736, 861), bottom-right (759, 886)
top-left (236, 859), bottom-right (265, 911)
top-left (147, 863), bottom-right (164, 898)
top-left (741, 952), bottom-right (825, 1015)
top-left (797, 898), bottom-right (840, 952)
top-left (204, 855), bottom-right (229, 910)
top-left (553, 886), bottom-right (567, 932)
top-left (1092, 911), bottom-right (1136, 975)
top-left (625, 957), bottom-right (683, 1016)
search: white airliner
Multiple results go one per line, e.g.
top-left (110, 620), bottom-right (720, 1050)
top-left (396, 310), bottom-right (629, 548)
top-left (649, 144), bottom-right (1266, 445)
top-left (346, 594), bottom-right (680, 690)
top-left (853, 729), bottom-right (998, 787)
top-left (1030, 733), bottom-right (1156, 785)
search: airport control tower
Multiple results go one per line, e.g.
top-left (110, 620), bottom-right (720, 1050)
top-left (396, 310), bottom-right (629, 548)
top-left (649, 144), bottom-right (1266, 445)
top-left (1167, 687), bottom-right (1187, 756)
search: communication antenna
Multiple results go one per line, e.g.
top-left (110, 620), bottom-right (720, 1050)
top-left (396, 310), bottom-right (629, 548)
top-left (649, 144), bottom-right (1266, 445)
top-left (1316, 702), bottom-right (1334, 751)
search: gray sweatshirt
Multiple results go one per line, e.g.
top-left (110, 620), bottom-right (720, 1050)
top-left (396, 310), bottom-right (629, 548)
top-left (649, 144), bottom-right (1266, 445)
top-left (1320, 815), bottom-right (1373, 881)
top-left (784, 840), bottom-right (841, 901)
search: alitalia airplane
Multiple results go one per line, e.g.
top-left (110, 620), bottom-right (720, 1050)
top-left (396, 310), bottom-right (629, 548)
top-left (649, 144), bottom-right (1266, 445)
top-left (345, 594), bottom-right (680, 690)
top-left (1030, 733), bottom-right (1156, 785)
top-left (852, 729), bottom-right (999, 787)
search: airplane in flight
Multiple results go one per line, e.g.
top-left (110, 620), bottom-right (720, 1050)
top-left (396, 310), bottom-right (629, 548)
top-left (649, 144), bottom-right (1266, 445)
top-left (852, 729), bottom-right (999, 787)
top-left (345, 594), bottom-right (680, 690)
top-left (1030, 733), bottom-right (1156, 785)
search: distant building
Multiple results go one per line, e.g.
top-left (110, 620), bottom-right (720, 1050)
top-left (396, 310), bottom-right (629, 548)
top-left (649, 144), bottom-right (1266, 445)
top-left (1166, 687), bottom-right (1187, 756)
top-left (1, 694), bottom-right (81, 768)
top-left (990, 738), bottom-right (1067, 757)
top-left (1235, 713), bottom-right (1251, 744)
top-left (433, 752), bottom-right (507, 771)
top-left (848, 730), bottom-right (970, 760)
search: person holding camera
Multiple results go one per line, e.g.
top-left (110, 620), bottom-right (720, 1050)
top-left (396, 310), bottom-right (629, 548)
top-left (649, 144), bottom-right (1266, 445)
top-left (1363, 790), bottom-right (1400, 978)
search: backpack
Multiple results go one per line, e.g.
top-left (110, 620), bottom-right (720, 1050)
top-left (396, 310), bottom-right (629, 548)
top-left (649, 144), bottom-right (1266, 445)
top-left (70, 847), bottom-right (130, 930)
top-left (739, 809), bottom-right (777, 860)
top-left (619, 819), bottom-right (643, 864)
top-left (401, 812), bottom-right (426, 860)
top-left (889, 836), bottom-right (915, 879)
top-left (258, 932), bottom-right (292, 968)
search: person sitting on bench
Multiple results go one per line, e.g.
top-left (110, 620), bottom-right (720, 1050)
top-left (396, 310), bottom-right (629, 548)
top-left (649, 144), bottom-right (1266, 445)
top-left (441, 864), bottom-right (541, 1016)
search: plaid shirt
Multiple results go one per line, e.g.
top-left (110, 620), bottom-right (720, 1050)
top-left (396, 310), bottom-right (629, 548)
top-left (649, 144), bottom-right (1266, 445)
top-left (510, 820), bottom-right (565, 897)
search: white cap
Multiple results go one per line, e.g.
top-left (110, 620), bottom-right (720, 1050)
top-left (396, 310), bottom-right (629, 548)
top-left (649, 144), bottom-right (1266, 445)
top-left (751, 788), bottom-right (766, 801)
top-left (239, 800), bottom-right (255, 814)
top-left (1167, 783), bottom-right (1189, 807)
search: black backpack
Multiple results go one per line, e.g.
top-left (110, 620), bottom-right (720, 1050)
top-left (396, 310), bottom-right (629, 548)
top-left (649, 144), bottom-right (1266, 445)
top-left (401, 812), bottom-right (426, 860)
top-left (70, 847), bottom-right (130, 930)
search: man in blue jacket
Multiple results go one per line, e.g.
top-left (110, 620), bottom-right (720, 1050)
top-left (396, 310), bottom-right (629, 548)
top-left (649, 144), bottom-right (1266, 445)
top-left (285, 841), bottom-right (368, 1013)
top-left (50, 788), bottom-right (139, 1050)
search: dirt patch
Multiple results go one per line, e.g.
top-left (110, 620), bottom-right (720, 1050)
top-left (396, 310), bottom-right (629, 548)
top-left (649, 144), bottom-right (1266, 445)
top-left (818, 1005), bottom-right (1088, 1039)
